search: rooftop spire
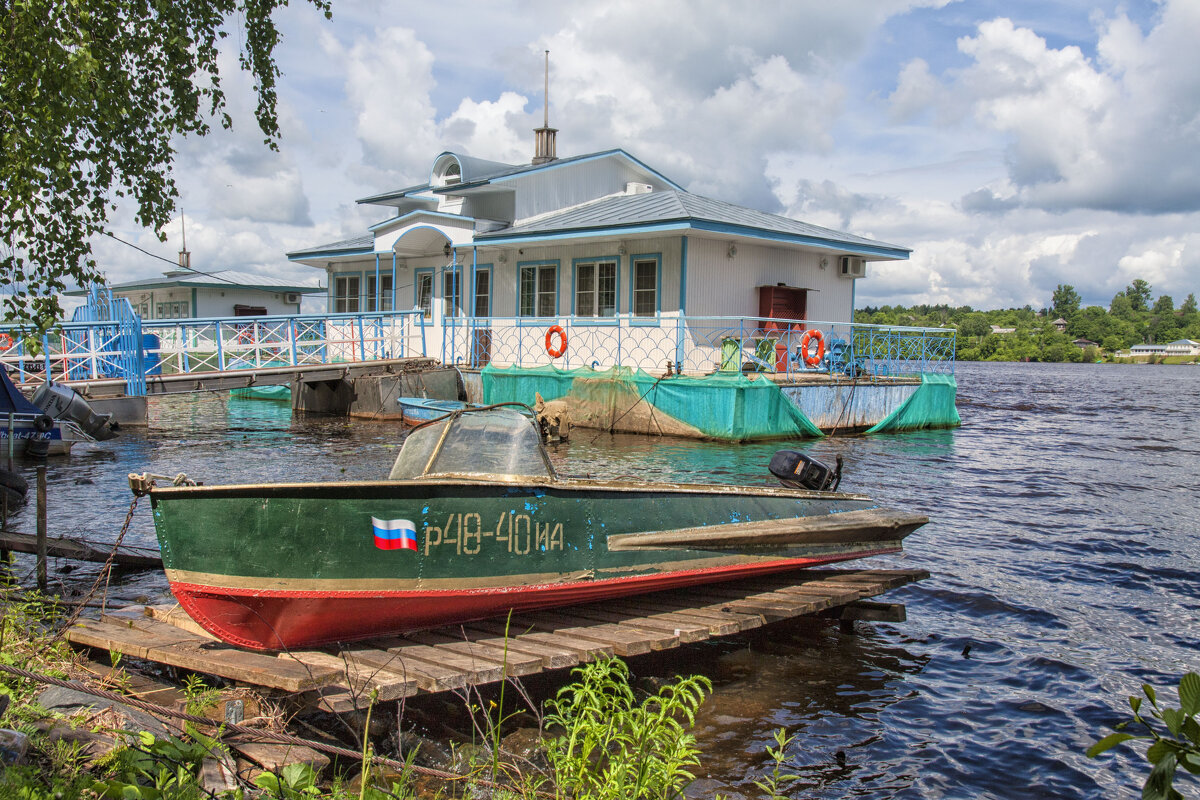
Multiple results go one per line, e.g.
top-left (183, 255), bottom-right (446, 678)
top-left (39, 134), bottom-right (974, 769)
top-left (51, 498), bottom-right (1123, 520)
top-left (177, 210), bottom-right (191, 270)
top-left (532, 50), bottom-right (557, 165)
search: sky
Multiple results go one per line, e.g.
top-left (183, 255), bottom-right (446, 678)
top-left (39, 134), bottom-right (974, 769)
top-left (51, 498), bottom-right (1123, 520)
top-left (89, 0), bottom-right (1200, 312)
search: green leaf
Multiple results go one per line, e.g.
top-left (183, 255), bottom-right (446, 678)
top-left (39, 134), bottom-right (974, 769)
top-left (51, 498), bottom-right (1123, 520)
top-left (1145, 685), bottom-right (1159, 707)
top-left (1162, 708), bottom-right (1184, 738)
top-left (1142, 751), bottom-right (1177, 800)
top-left (1179, 673), bottom-right (1200, 717)
top-left (1147, 740), bottom-right (1175, 765)
top-left (1132, 696), bottom-right (1144, 714)
top-left (1088, 732), bottom-right (1138, 758)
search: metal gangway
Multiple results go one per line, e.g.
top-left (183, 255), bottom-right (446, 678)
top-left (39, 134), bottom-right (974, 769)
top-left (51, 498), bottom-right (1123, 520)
top-left (0, 288), bottom-right (430, 398)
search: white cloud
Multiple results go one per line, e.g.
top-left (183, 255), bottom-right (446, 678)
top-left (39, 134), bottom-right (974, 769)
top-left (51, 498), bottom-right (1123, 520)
top-left (83, 0), bottom-right (1200, 315)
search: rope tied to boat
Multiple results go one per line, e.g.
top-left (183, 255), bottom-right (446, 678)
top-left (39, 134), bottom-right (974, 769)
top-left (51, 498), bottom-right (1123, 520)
top-left (127, 472), bottom-right (198, 497)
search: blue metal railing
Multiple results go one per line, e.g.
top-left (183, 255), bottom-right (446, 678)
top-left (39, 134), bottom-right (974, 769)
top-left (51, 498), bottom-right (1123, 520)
top-left (1, 295), bottom-right (426, 395)
top-left (443, 315), bottom-right (955, 378)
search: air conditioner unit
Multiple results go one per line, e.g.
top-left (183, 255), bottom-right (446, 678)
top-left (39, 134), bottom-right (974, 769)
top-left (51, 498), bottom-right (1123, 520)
top-left (839, 256), bottom-right (866, 279)
top-left (285, 292), bottom-right (300, 304)
top-left (625, 182), bottom-right (653, 195)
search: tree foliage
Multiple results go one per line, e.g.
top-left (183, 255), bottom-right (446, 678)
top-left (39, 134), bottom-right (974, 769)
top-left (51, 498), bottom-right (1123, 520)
top-left (0, 0), bottom-right (332, 335)
top-left (1052, 284), bottom-right (1082, 317)
top-left (1126, 279), bottom-right (1153, 312)
top-left (856, 277), bottom-right (1200, 363)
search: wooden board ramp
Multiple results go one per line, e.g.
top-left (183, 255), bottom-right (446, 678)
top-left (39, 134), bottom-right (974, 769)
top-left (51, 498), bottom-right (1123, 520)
top-left (63, 568), bottom-right (928, 712)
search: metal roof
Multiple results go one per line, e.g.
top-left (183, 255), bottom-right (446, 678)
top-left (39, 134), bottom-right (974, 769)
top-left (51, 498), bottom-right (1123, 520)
top-left (105, 270), bottom-right (324, 293)
top-left (286, 233), bottom-right (375, 260)
top-left (355, 149), bottom-right (685, 205)
top-left (475, 191), bottom-right (911, 257)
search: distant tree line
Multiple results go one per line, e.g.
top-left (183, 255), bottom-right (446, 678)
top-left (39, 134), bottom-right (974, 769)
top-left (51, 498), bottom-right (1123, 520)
top-left (855, 279), bottom-right (1200, 362)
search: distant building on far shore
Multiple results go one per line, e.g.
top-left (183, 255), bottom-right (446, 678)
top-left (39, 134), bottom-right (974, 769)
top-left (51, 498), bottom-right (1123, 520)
top-left (1127, 339), bottom-right (1200, 357)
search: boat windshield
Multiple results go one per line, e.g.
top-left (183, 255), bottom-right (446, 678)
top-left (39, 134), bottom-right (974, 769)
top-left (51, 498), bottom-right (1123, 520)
top-left (388, 408), bottom-right (553, 480)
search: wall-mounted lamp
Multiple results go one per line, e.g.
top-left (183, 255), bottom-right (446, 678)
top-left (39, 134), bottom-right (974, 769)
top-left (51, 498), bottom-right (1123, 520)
top-left (443, 242), bottom-right (452, 257)
top-left (819, 256), bottom-right (829, 270)
top-left (727, 242), bottom-right (737, 259)
top-left (617, 242), bottom-right (627, 257)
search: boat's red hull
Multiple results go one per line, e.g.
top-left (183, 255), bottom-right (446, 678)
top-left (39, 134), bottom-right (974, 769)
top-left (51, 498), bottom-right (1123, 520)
top-left (172, 547), bottom-right (897, 651)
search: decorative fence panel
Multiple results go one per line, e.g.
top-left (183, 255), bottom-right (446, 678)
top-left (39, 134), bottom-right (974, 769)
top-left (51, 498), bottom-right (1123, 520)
top-left (444, 316), bottom-right (955, 378)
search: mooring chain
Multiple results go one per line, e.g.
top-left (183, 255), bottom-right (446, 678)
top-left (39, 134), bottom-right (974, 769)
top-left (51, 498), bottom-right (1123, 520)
top-left (53, 492), bottom-right (141, 638)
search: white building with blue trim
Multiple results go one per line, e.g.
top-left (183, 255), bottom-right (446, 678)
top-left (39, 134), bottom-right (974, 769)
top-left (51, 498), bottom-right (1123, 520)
top-left (288, 143), bottom-right (911, 372)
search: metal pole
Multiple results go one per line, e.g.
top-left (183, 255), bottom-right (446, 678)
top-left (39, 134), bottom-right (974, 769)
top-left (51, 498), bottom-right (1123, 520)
top-left (36, 465), bottom-right (47, 593)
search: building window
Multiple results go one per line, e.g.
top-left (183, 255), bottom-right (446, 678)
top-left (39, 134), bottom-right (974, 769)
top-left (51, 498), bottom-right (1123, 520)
top-left (575, 260), bottom-right (617, 318)
top-left (155, 301), bottom-right (188, 319)
top-left (474, 269), bottom-right (491, 317)
top-left (519, 263), bottom-right (557, 317)
top-left (632, 256), bottom-right (659, 317)
top-left (443, 269), bottom-right (463, 316)
top-left (366, 274), bottom-right (393, 312)
top-left (334, 275), bottom-right (360, 313)
top-left (415, 270), bottom-right (433, 318)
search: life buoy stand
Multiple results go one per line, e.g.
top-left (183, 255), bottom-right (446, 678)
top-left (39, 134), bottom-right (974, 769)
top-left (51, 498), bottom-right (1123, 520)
top-left (799, 329), bottom-right (825, 367)
top-left (545, 326), bottom-right (568, 358)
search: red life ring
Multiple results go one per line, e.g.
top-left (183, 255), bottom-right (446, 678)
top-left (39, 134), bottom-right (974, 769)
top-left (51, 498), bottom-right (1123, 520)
top-left (799, 329), bottom-right (825, 367)
top-left (545, 326), bottom-right (568, 358)
top-left (0, 333), bottom-right (11, 350)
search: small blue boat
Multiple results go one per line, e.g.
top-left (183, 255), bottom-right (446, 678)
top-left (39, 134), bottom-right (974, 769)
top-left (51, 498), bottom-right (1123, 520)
top-left (1, 367), bottom-right (95, 456)
top-left (396, 397), bottom-right (475, 425)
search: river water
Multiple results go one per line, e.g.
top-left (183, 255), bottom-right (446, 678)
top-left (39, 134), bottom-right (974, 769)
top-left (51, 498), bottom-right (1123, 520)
top-left (7, 361), bottom-right (1198, 799)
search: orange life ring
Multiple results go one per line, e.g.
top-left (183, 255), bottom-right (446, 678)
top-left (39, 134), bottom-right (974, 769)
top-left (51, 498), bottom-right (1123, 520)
top-left (799, 329), bottom-right (825, 367)
top-left (0, 333), bottom-right (11, 350)
top-left (545, 326), bottom-right (568, 358)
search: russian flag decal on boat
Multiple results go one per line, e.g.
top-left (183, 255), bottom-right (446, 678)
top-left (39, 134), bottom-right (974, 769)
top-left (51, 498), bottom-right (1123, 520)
top-left (371, 517), bottom-right (418, 551)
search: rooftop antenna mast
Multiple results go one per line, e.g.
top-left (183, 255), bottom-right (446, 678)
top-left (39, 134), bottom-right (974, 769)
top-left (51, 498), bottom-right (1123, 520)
top-left (532, 49), bottom-right (558, 165)
top-left (177, 210), bottom-right (191, 271)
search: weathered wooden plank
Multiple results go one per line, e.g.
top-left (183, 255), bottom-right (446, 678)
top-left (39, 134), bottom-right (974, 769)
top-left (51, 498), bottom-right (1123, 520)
top-left (455, 624), bottom-right (581, 670)
top-left (819, 601), bottom-right (907, 623)
top-left (229, 739), bottom-right (330, 774)
top-left (65, 619), bottom-right (339, 692)
top-left (0, 530), bottom-right (161, 568)
top-left (612, 596), bottom-right (763, 633)
top-left (507, 613), bottom-right (663, 657)
top-left (604, 599), bottom-right (749, 636)
top-left (531, 611), bottom-right (681, 651)
top-left (371, 637), bottom-right (504, 686)
top-left (403, 633), bottom-right (543, 677)
top-left (733, 581), bottom-right (858, 609)
top-left (337, 646), bottom-right (467, 693)
top-left (556, 606), bottom-right (711, 644)
top-left (697, 586), bottom-right (815, 612)
top-left (142, 605), bottom-right (217, 640)
top-left (493, 629), bottom-right (615, 661)
top-left (283, 650), bottom-right (418, 701)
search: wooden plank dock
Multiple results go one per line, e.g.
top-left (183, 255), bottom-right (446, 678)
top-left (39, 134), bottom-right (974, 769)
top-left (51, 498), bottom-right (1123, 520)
top-left (63, 568), bottom-right (927, 712)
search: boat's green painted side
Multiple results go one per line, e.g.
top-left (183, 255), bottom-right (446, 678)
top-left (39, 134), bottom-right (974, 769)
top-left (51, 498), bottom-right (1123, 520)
top-left (151, 479), bottom-right (878, 587)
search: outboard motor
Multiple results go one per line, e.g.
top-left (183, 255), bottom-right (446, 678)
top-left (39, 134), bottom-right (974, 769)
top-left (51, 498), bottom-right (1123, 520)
top-left (769, 450), bottom-right (844, 492)
top-left (31, 381), bottom-right (117, 441)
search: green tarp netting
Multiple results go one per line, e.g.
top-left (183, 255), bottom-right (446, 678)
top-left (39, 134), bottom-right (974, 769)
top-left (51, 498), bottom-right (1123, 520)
top-left (865, 373), bottom-right (961, 433)
top-left (482, 364), bottom-right (824, 441)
